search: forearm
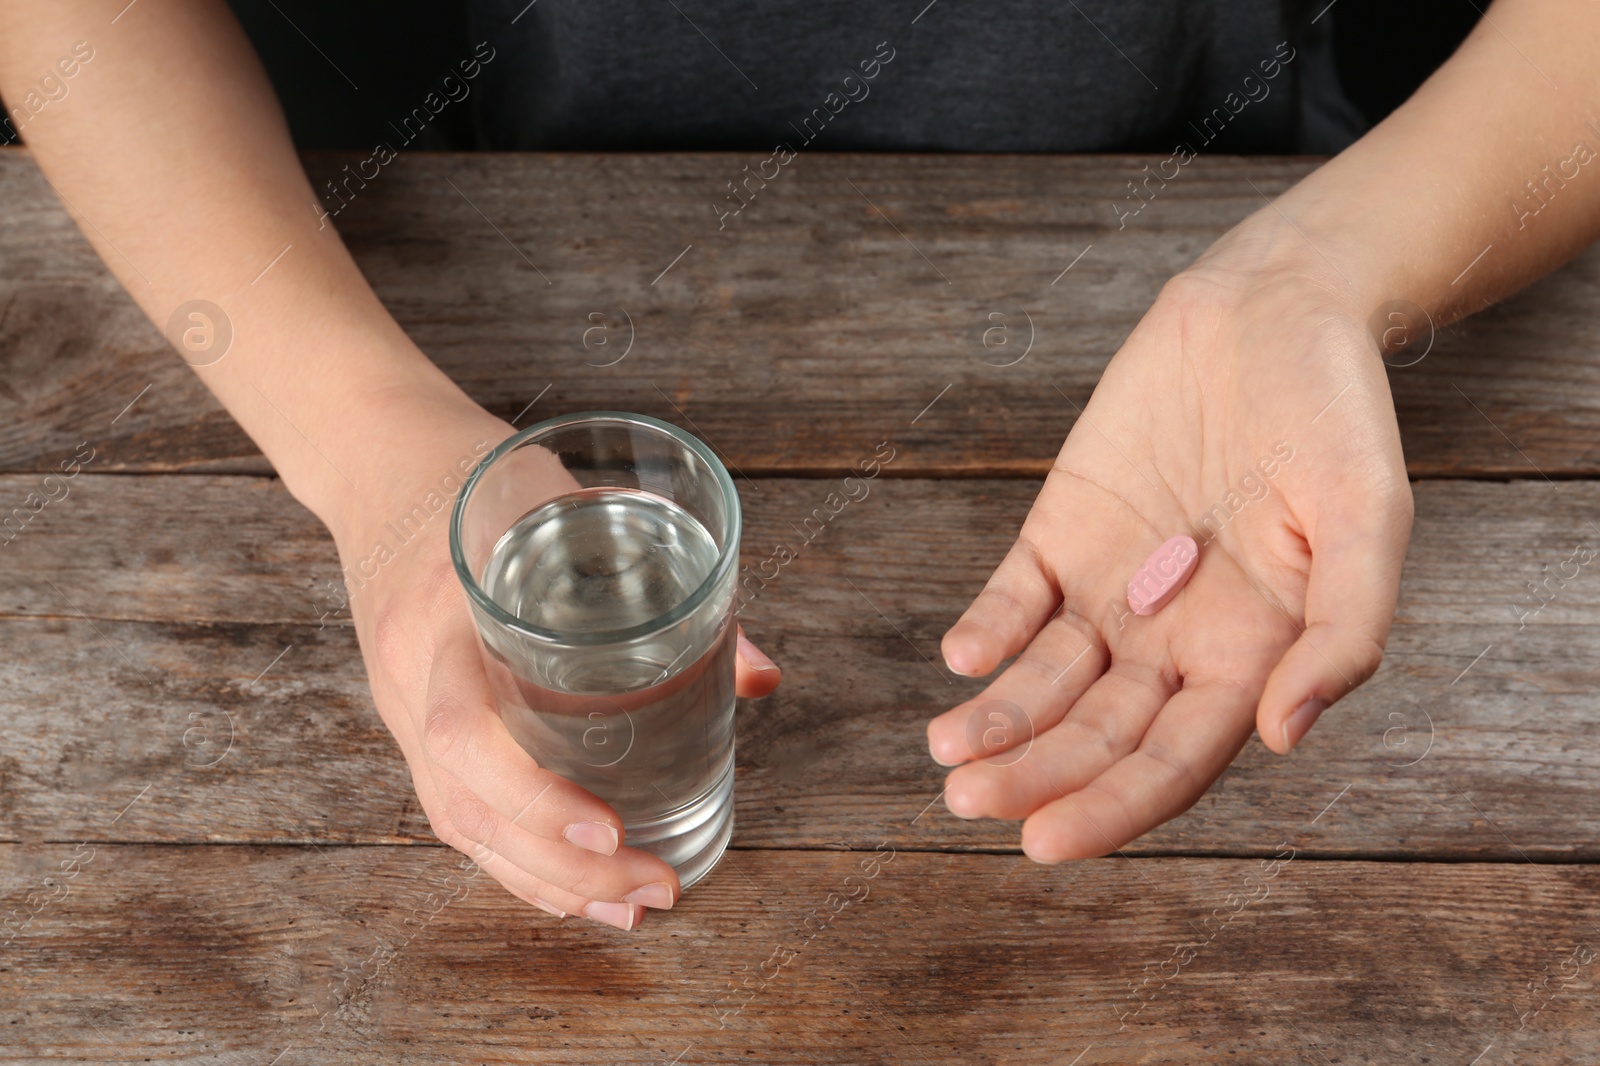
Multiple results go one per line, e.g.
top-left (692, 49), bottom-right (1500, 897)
top-left (1251, 0), bottom-right (1600, 324)
top-left (0, 0), bottom-right (488, 534)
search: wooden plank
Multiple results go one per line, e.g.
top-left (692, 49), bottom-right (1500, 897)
top-left (2, 475), bottom-right (1599, 856)
top-left (6, 472), bottom-right (1600, 630)
top-left (1, 612), bottom-right (1595, 859)
top-left (1, 844), bottom-right (1596, 1064)
top-left (4, 148), bottom-right (1600, 477)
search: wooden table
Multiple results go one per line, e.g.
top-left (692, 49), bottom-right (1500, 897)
top-left (4, 147), bottom-right (1599, 1064)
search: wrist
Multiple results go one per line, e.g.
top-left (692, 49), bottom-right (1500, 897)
top-left (1180, 203), bottom-right (1382, 324)
top-left (1152, 200), bottom-right (1437, 377)
top-left (281, 372), bottom-right (512, 548)
top-left (1250, 144), bottom-right (1490, 327)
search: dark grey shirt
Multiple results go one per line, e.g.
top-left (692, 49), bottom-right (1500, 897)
top-left (465, 0), bottom-right (1365, 153)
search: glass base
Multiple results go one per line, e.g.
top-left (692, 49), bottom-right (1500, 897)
top-left (623, 752), bottom-right (734, 890)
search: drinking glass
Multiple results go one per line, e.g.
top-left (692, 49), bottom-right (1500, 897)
top-left (450, 411), bottom-right (741, 889)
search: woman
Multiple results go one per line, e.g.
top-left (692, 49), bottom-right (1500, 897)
top-left (2, 0), bottom-right (1595, 931)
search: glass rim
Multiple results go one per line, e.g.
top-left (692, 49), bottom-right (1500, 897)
top-left (449, 410), bottom-right (742, 647)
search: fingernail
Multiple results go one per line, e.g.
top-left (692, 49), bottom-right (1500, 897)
top-left (532, 897), bottom-right (566, 918)
top-left (583, 900), bottom-right (642, 931)
top-left (623, 882), bottom-right (675, 910)
top-left (738, 633), bottom-right (779, 673)
top-left (929, 735), bottom-right (965, 767)
top-left (1282, 698), bottom-right (1329, 752)
top-left (941, 641), bottom-right (978, 677)
top-left (563, 821), bottom-right (619, 856)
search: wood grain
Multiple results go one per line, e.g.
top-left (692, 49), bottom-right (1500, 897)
top-left (3, 474), bottom-right (1598, 857)
top-left (8, 143), bottom-right (1600, 1065)
top-left (2, 844), bottom-right (1596, 1065)
top-left (6, 472), bottom-right (1600, 630)
top-left (2, 612), bottom-right (1594, 859)
top-left (5, 148), bottom-right (1600, 478)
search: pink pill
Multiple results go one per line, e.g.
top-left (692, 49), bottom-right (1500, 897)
top-left (1127, 535), bottom-right (1199, 616)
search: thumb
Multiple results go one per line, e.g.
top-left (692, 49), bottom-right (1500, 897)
top-left (1257, 480), bottom-right (1413, 754)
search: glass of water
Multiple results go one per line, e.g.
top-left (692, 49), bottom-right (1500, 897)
top-left (450, 411), bottom-right (741, 889)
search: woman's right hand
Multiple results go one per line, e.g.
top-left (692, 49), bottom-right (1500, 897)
top-left (327, 394), bottom-right (781, 930)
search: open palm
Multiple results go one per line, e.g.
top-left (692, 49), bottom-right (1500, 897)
top-left (927, 242), bottom-right (1414, 860)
